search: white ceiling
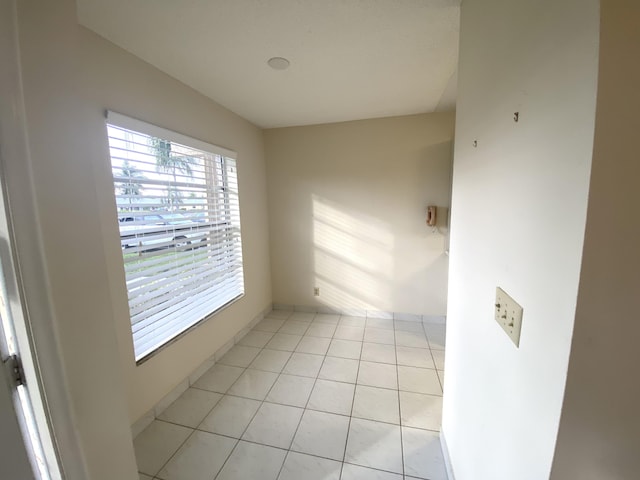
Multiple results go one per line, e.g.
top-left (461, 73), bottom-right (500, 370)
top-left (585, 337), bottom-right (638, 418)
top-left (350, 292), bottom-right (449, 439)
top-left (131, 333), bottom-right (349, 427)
top-left (77, 0), bottom-right (460, 128)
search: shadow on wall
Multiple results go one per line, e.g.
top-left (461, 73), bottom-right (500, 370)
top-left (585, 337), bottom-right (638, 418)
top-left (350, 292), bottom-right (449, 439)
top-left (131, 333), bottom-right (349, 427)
top-left (393, 139), bottom-right (453, 313)
top-left (267, 128), bottom-right (454, 315)
top-left (313, 194), bottom-right (393, 311)
top-left (308, 139), bottom-right (453, 315)
top-left (312, 191), bottom-right (450, 315)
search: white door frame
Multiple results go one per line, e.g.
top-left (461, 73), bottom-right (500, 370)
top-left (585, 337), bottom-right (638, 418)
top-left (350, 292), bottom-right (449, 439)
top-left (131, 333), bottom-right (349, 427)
top-left (0, 0), bottom-right (88, 478)
top-left (0, 340), bottom-right (33, 478)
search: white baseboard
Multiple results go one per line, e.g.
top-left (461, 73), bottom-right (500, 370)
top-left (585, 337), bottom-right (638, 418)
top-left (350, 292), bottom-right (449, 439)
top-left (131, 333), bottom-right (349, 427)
top-left (131, 303), bottom-right (272, 438)
top-left (131, 411), bottom-right (155, 439)
top-left (271, 304), bottom-right (446, 324)
top-left (272, 303), bottom-right (294, 311)
top-left (440, 429), bottom-right (456, 480)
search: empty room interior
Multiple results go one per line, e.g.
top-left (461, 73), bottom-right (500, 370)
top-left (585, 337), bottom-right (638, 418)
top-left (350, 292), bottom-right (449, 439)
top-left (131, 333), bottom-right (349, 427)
top-left (1, 0), bottom-right (639, 479)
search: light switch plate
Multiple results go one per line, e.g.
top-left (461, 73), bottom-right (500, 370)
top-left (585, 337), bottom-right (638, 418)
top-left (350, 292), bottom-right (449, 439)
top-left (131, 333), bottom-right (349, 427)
top-left (495, 287), bottom-right (523, 347)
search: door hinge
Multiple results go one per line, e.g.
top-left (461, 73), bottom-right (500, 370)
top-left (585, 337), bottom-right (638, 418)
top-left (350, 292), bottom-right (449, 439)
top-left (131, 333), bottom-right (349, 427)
top-left (4, 354), bottom-right (25, 387)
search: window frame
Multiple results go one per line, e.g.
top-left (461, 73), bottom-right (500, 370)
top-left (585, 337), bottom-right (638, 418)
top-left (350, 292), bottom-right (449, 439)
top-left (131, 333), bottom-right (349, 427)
top-left (105, 111), bottom-right (245, 364)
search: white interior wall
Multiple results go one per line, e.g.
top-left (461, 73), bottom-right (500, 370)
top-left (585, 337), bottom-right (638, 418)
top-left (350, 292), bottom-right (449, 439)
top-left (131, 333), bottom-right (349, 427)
top-left (14, 0), bottom-right (272, 477)
top-left (443, 0), bottom-right (600, 479)
top-left (79, 25), bottom-right (273, 424)
top-left (18, 1), bottom-right (637, 479)
top-left (16, 1), bottom-right (138, 478)
top-left (264, 113), bottom-right (455, 316)
top-left (551, 1), bottom-right (640, 478)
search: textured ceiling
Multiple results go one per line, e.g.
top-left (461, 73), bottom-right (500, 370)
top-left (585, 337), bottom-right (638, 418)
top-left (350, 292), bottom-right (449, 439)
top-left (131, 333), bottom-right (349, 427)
top-left (77, 0), bottom-right (460, 128)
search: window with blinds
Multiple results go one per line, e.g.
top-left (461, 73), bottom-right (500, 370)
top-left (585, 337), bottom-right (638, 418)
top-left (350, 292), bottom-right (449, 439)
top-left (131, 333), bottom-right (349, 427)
top-left (106, 112), bottom-right (244, 362)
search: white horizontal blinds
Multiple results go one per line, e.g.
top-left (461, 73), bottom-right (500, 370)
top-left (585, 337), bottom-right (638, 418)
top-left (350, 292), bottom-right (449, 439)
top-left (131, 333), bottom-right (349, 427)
top-left (106, 112), bottom-right (244, 361)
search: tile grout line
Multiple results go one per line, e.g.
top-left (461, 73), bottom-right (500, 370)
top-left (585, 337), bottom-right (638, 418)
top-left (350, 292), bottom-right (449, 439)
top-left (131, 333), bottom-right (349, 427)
top-left (149, 346), bottom-right (272, 480)
top-left (421, 320), bottom-right (444, 479)
top-left (273, 311), bottom-right (336, 480)
top-left (137, 316), bottom-right (274, 476)
top-left (242, 311), bottom-right (342, 477)
top-left (175, 424), bottom-right (416, 476)
top-left (180, 327), bottom-right (439, 413)
top-left (275, 314), bottom-right (322, 480)
top-left (149, 417), bottom-right (417, 480)
top-left (146, 312), bottom-right (442, 480)
top-left (392, 321), bottom-right (406, 478)
top-left (182, 389), bottom-right (441, 432)
top-left (149, 417), bottom-right (201, 479)
top-left (137, 308), bottom-right (270, 441)
top-left (240, 310), bottom-right (316, 478)
top-left (431, 350), bottom-right (445, 392)
top-left (337, 315), bottom-right (364, 480)
top-left (206, 351), bottom-right (254, 480)
top-left (211, 310), bottom-right (295, 480)
top-left (424, 323), bottom-right (445, 394)
top-left (137, 315), bottom-right (249, 478)
top-left (193, 362), bottom-right (440, 395)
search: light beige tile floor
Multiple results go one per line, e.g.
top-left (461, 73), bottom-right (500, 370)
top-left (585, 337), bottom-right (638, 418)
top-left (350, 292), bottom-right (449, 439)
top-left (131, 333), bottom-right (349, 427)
top-left (133, 311), bottom-right (447, 480)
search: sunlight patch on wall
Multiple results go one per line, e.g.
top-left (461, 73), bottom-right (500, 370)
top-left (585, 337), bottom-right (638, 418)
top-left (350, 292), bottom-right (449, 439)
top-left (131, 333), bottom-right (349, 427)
top-left (313, 195), bottom-right (393, 311)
